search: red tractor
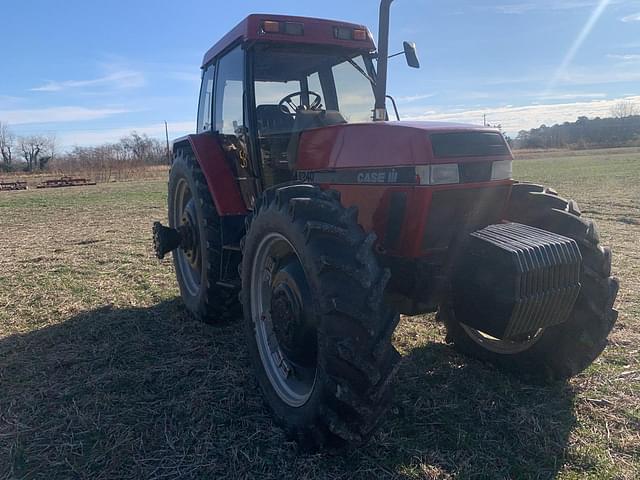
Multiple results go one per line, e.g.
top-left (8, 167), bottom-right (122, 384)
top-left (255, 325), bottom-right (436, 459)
top-left (154, 1), bottom-right (619, 449)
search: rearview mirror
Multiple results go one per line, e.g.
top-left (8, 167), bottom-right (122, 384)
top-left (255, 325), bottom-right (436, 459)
top-left (403, 41), bottom-right (420, 69)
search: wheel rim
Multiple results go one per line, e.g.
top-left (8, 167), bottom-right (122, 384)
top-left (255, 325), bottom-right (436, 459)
top-left (172, 178), bottom-right (201, 297)
top-left (461, 323), bottom-right (544, 354)
top-left (251, 233), bottom-right (318, 407)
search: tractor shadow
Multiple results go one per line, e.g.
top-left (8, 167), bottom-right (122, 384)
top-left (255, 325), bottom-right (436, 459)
top-left (381, 339), bottom-right (577, 478)
top-left (0, 302), bottom-right (575, 479)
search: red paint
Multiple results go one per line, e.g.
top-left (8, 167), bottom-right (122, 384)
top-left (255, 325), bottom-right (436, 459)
top-left (324, 180), bottom-right (514, 259)
top-left (202, 14), bottom-right (375, 66)
top-left (403, 188), bottom-right (434, 257)
top-left (297, 122), bottom-right (512, 171)
top-left (329, 184), bottom-right (429, 258)
top-left (301, 123), bottom-right (514, 258)
top-left (175, 134), bottom-right (248, 216)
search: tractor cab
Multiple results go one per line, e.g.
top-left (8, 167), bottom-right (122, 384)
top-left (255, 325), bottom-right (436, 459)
top-left (194, 15), bottom-right (392, 205)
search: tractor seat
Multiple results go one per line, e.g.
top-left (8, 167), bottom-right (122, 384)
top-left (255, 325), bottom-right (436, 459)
top-left (256, 105), bottom-right (295, 135)
top-left (287, 110), bottom-right (347, 168)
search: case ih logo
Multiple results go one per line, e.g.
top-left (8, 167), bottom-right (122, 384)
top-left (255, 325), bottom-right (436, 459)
top-left (297, 167), bottom-right (415, 185)
top-left (357, 169), bottom-right (399, 183)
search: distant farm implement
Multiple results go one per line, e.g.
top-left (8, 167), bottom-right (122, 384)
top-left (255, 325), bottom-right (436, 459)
top-left (36, 176), bottom-right (96, 189)
top-left (0, 180), bottom-right (28, 191)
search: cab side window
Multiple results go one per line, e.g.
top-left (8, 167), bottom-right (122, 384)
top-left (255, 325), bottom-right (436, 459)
top-left (214, 46), bottom-right (245, 135)
top-left (197, 64), bottom-right (215, 132)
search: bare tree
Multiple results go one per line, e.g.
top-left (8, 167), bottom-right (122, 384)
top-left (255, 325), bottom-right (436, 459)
top-left (610, 100), bottom-right (638, 119)
top-left (120, 132), bottom-right (162, 164)
top-left (0, 121), bottom-right (15, 168)
top-left (48, 132), bottom-right (164, 181)
top-left (19, 135), bottom-right (55, 172)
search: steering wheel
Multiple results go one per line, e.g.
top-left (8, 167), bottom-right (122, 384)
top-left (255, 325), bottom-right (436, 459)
top-left (278, 91), bottom-right (323, 117)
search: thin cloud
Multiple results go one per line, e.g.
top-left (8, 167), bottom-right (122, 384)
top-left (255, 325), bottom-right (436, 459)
top-left (56, 121), bottom-right (194, 149)
top-left (562, 67), bottom-right (640, 84)
top-left (0, 106), bottom-right (131, 125)
top-left (484, 0), bottom-right (622, 14)
top-left (481, 64), bottom-right (640, 87)
top-left (607, 53), bottom-right (640, 61)
top-left (31, 71), bottom-right (144, 92)
top-left (396, 93), bottom-right (436, 103)
top-left (167, 71), bottom-right (201, 85)
top-left (621, 12), bottom-right (640, 21)
top-left (490, 4), bottom-right (537, 14)
top-left (405, 95), bottom-right (640, 134)
top-left (0, 95), bottom-right (24, 108)
top-left (536, 92), bottom-right (608, 100)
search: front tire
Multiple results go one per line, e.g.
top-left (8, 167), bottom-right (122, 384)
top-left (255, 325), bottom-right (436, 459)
top-left (168, 150), bottom-right (240, 323)
top-left (241, 184), bottom-right (400, 449)
top-left (442, 183), bottom-right (619, 381)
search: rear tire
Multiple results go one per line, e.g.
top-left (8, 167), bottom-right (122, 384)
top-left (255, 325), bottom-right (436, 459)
top-left (168, 150), bottom-right (240, 323)
top-left (442, 183), bottom-right (619, 381)
top-left (241, 184), bottom-right (400, 449)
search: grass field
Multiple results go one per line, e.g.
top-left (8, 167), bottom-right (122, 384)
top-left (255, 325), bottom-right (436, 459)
top-left (1, 149), bottom-right (638, 479)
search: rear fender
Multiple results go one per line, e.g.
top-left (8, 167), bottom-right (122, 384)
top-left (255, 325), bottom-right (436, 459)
top-left (172, 133), bottom-right (248, 216)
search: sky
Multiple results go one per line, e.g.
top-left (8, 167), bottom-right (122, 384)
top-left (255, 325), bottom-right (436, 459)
top-left (1, 0), bottom-right (639, 149)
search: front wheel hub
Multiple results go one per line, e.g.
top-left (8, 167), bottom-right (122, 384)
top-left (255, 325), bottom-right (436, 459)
top-left (152, 222), bottom-right (181, 259)
top-left (270, 264), bottom-right (316, 367)
top-left (271, 286), bottom-right (300, 351)
top-left (180, 201), bottom-right (199, 265)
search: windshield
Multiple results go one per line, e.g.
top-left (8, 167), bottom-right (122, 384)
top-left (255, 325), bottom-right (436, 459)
top-left (252, 44), bottom-right (376, 123)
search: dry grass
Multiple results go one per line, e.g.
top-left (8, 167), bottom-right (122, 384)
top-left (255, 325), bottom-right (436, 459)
top-left (0, 149), bottom-right (638, 479)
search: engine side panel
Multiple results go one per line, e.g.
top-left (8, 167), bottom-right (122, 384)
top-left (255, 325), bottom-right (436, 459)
top-left (173, 134), bottom-right (248, 216)
top-left (324, 181), bottom-right (513, 258)
top-left (296, 123), bottom-right (514, 259)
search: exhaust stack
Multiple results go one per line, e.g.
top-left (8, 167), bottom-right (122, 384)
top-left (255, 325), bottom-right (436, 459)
top-left (374, 0), bottom-right (394, 121)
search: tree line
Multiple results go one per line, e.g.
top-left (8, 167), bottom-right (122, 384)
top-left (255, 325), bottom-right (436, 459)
top-left (0, 123), bottom-right (58, 172)
top-left (1, 122), bottom-right (169, 181)
top-left (513, 100), bottom-right (640, 150)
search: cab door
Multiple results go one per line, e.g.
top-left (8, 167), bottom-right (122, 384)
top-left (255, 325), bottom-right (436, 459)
top-left (213, 45), bottom-right (260, 209)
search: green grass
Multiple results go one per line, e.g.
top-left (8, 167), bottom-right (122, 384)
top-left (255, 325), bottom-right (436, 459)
top-left (1, 150), bottom-right (638, 479)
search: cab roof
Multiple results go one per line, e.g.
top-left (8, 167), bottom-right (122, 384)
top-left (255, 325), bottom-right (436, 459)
top-left (202, 14), bottom-right (376, 67)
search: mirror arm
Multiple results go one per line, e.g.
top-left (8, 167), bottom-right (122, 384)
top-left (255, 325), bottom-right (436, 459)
top-left (388, 51), bottom-right (404, 59)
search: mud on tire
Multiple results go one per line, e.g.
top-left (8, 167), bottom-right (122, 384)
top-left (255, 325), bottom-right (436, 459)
top-left (240, 184), bottom-right (401, 449)
top-left (442, 183), bottom-right (619, 381)
top-left (168, 150), bottom-right (241, 323)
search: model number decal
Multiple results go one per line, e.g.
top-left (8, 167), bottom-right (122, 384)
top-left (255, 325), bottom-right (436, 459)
top-left (297, 171), bottom-right (316, 182)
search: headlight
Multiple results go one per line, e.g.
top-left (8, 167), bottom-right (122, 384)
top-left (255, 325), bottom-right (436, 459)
top-left (415, 165), bottom-right (431, 185)
top-left (430, 164), bottom-right (460, 185)
top-left (491, 160), bottom-right (513, 181)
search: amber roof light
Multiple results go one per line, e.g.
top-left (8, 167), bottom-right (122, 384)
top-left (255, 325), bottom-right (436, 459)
top-left (261, 20), bottom-right (304, 36)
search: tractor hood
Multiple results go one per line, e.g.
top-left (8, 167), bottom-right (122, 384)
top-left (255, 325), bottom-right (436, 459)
top-left (295, 121), bottom-right (513, 171)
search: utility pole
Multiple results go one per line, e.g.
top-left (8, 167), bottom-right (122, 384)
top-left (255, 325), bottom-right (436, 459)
top-left (164, 121), bottom-right (171, 165)
top-left (483, 114), bottom-right (487, 127)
